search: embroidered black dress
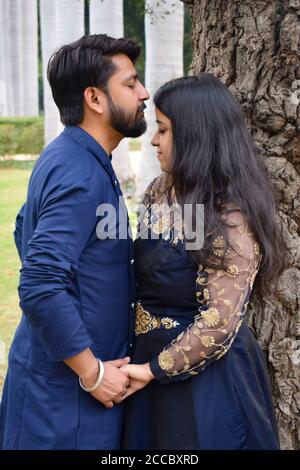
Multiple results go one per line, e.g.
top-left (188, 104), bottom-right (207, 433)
top-left (122, 175), bottom-right (279, 450)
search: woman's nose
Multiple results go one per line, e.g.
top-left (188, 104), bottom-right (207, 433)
top-left (151, 134), bottom-right (158, 147)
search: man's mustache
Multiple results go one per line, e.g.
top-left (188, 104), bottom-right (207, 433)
top-left (138, 103), bottom-right (147, 112)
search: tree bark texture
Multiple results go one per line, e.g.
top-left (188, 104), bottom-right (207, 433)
top-left (186, 0), bottom-right (300, 449)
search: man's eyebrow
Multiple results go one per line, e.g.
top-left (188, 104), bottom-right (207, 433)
top-left (123, 73), bottom-right (139, 82)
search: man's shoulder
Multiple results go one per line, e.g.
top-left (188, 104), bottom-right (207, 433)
top-left (34, 132), bottom-right (104, 184)
top-left (41, 132), bottom-right (88, 163)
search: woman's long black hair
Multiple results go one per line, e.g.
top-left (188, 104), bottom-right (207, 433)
top-left (153, 73), bottom-right (286, 297)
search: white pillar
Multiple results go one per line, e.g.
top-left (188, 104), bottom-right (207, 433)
top-left (136, 0), bottom-right (184, 196)
top-left (40, 0), bottom-right (84, 145)
top-left (90, 0), bottom-right (134, 184)
top-left (20, 0), bottom-right (39, 116)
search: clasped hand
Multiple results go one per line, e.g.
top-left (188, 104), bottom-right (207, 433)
top-left (113, 362), bottom-right (154, 404)
top-left (88, 359), bottom-right (153, 408)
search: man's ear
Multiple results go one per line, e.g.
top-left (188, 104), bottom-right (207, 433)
top-left (83, 87), bottom-right (104, 114)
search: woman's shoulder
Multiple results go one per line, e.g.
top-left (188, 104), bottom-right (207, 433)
top-left (143, 173), bottom-right (170, 204)
top-left (217, 204), bottom-right (261, 261)
top-left (148, 173), bottom-right (169, 192)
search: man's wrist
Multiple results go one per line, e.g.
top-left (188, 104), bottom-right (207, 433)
top-left (81, 357), bottom-right (101, 388)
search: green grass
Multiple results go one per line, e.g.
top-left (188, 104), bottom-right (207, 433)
top-left (0, 160), bottom-right (36, 170)
top-left (0, 168), bottom-right (31, 392)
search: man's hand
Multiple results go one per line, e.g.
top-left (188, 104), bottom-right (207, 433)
top-left (113, 363), bottom-right (154, 403)
top-left (82, 357), bottom-right (131, 408)
top-left (65, 349), bottom-right (131, 408)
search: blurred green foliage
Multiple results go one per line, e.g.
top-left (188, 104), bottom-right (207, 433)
top-left (0, 117), bottom-right (44, 155)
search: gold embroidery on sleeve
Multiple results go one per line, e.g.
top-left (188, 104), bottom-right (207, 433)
top-left (155, 210), bottom-right (261, 378)
top-left (158, 350), bottom-right (175, 371)
top-left (202, 307), bottom-right (220, 327)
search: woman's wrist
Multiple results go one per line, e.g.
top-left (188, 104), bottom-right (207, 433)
top-left (144, 362), bottom-right (154, 382)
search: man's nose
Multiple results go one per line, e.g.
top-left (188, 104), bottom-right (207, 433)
top-left (139, 83), bottom-right (150, 101)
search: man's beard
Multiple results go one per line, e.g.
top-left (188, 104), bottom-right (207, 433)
top-left (106, 92), bottom-right (147, 138)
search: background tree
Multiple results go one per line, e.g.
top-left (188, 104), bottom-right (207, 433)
top-left (0, 0), bottom-right (38, 117)
top-left (20, 0), bottom-right (39, 116)
top-left (1, 0), bottom-right (23, 116)
top-left (185, 0), bottom-right (300, 450)
top-left (40, 0), bottom-right (84, 145)
top-left (90, 0), bottom-right (134, 184)
top-left (136, 0), bottom-right (184, 195)
top-left (124, 0), bottom-right (145, 82)
top-left (0, 0), bottom-right (8, 116)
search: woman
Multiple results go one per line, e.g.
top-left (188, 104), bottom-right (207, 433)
top-left (119, 74), bottom-right (285, 450)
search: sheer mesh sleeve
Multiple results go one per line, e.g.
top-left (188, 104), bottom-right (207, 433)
top-left (150, 209), bottom-right (261, 384)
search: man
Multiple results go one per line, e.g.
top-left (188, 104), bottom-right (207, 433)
top-left (0, 34), bottom-right (149, 450)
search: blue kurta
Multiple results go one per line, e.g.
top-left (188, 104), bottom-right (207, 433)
top-left (0, 125), bottom-right (135, 450)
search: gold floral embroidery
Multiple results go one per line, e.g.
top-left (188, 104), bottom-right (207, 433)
top-left (212, 236), bottom-right (226, 258)
top-left (226, 264), bottom-right (239, 278)
top-left (200, 335), bottom-right (215, 348)
top-left (202, 307), bottom-right (220, 327)
top-left (197, 276), bottom-right (207, 285)
top-left (158, 350), bottom-right (175, 371)
top-left (203, 288), bottom-right (210, 300)
top-left (249, 271), bottom-right (257, 289)
top-left (142, 179), bottom-right (185, 244)
top-left (213, 235), bottom-right (225, 247)
top-left (135, 303), bottom-right (180, 336)
top-left (151, 214), bottom-right (171, 235)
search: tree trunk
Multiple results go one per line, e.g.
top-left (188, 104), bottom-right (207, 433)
top-left (0, 0), bottom-right (8, 116)
top-left (90, 0), bottom-right (124, 37)
top-left (2, 0), bottom-right (23, 116)
top-left (136, 0), bottom-right (184, 196)
top-left (89, 0), bottom-right (134, 185)
top-left (187, 0), bottom-right (300, 450)
top-left (40, 0), bottom-right (61, 145)
top-left (40, 0), bottom-right (84, 145)
top-left (0, 0), bottom-right (38, 117)
top-left (20, 0), bottom-right (39, 116)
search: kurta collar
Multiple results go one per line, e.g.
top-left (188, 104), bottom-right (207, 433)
top-left (63, 125), bottom-right (114, 174)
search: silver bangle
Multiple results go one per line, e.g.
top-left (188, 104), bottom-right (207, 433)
top-left (79, 358), bottom-right (105, 392)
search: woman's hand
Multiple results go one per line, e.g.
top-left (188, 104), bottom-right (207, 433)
top-left (114, 363), bottom-right (154, 403)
